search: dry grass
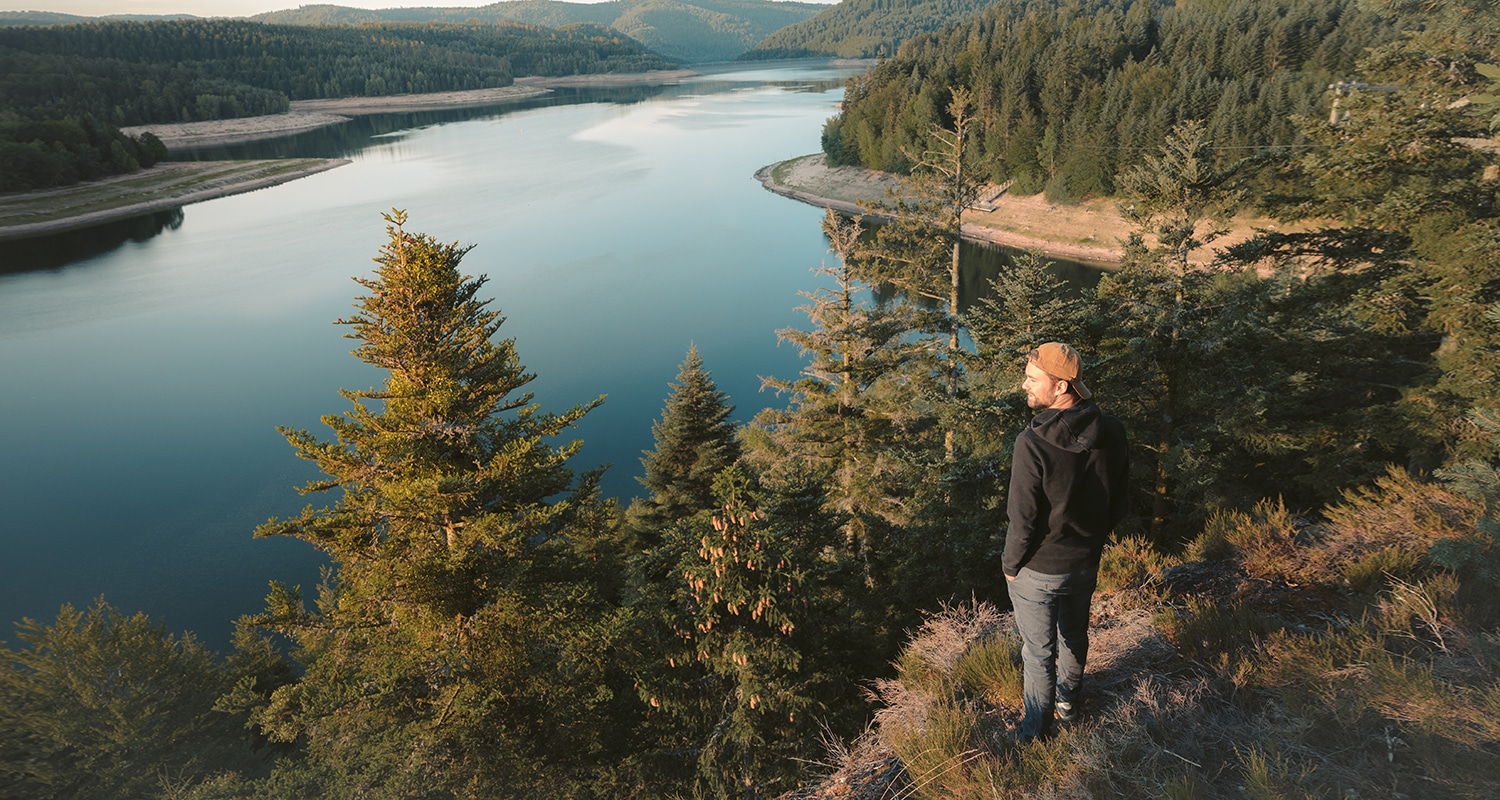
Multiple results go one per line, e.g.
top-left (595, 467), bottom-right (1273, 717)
top-left (787, 478), bottom-right (1500, 800)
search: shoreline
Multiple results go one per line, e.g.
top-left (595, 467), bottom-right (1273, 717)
top-left (756, 154), bottom-right (1126, 265)
top-left (0, 159), bottom-right (348, 242)
top-left (122, 85), bottom-right (556, 148)
top-left (9, 71), bottom-right (703, 241)
top-left (756, 154), bottom-right (1306, 267)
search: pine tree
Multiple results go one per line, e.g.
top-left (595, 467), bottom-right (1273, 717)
top-left (628, 345), bottom-right (742, 536)
top-left (244, 210), bottom-right (621, 796)
top-left (1099, 120), bottom-right (1256, 540)
top-left (859, 86), bottom-right (985, 462)
top-left (749, 209), bottom-right (926, 568)
top-left (635, 466), bottom-right (849, 800)
top-left (1283, 5), bottom-right (1500, 461)
top-left (0, 600), bottom-right (278, 800)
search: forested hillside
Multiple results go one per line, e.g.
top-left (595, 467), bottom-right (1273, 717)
top-left (745, 0), bottom-right (1009, 60)
top-left (0, 11), bottom-right (198, 25)
top-left (0, 19), bottom-right (670, 191)
top-left (252, 0), bottom-right (826, 63)
top-left (3, 0), bottom-right (1498, 797)
top-left (823, 0), bottom-right (1403, 201)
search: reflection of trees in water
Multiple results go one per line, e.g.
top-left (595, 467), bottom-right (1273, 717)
top-left (855, 229), bottom-right (1105, 312)
top-left (2, 209), bottom-right (184, 274)
top-left (172, 85), bottom-right (677, 161)
top-left (169, 77), bottom-right (849, 162)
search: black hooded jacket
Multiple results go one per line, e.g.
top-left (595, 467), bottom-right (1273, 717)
top-left (1004, 399), bottom-right (1129, 577)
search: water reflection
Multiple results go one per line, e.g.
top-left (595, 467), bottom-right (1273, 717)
top-left (1, 209), bottom-right (184, 274)
top-left (171, 77), bottom-right (849, 164)
top-left (863, 233), bottom-right (1109, 312)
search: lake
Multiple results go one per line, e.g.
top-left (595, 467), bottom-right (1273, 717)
top-left (0, 63), bottom-right (1098, 650)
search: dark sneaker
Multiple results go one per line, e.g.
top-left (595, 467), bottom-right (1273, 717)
top-left (1055, 700), bottom-right (1077, 724)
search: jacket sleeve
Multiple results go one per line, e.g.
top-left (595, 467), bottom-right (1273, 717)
top-left (1004, 432), bottom-right (1047, 577)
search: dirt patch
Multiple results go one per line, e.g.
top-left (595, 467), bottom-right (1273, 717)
top-left (760, 153), bottom-right (1306, 266)
top-left (122, 86), bottom-right (552, 148)
top-left (0, 159), bottom-right (348, 241)
top-left (121, 112), bottom-right (355, 149)
top-left (289, 85), bottom-right (548, 115)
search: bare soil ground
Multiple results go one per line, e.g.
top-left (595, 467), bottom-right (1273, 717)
top-left (121, 86), bottom-right (553, 148)
top-left (0, 159), bottom-right (348, 241)
top-left (515, 69), bottom-right (699, 88)
top-left (760, 153), bottom-right (1302, 265)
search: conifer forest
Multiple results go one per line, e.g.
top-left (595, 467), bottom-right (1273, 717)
top-left (3, 0), bottom-right (1500, 797)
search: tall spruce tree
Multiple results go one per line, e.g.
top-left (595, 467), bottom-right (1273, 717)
top-left (859, 86), bottom-right (986, 462)
top-left (1278, 0), bottom-right (1500, 461)
top-left (749, 210), bottom-right (926, 570)
top-left (1097, 120), bottom-right (1260, 540)
top-left (0, 600), bottom-right (282, 800)
top-left (242, 211), bottom-right (625, 797)
top-left (627, 345), bottom-right (742, 535)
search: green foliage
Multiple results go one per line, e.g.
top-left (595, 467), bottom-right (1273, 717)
top-left (252, 0), bottom-right (825, 64)
top-left (0, 111), bottom-right (165, 191)
top-left (857, 86), bottom-right (985, 465)
top-left (1154, 597), bottom-right (1280, 665)
top-left (0, 18), bottom-right (673, 127)
top-left (951, 630), bottom-right (1022, 708)
top-left (1097, 535), bottom-right (1172, 596)
top-left (0, 599), bottom-right (274, 800)
top-left (826, 0), bottom-right (1398, 190)
top-left (243, 210), bottom-right (631, 796)
top-left (627, 345), bottom-right (741, 535)
top-left (747, 0), bottom-right (1010, 60)
top-left (629, 464), bottom-right (866, 798)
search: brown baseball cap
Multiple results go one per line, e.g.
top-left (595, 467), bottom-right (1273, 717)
top-left (1031, 342), bottom-right (1092, 400)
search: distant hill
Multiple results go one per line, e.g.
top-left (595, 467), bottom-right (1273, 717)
top-left (251, 0), bottom-right (826, 64)
top-left (0, 11), bottom-right (200, 26)
top-left (745, 0), bottom-right (1009, 59)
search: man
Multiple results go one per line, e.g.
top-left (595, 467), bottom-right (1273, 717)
top-left (1005, 342), bottom-right (1129, 741)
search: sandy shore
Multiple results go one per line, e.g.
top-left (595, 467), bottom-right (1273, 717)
top-left (14, 72), bottom-right (700, 240)
top-left (121, 74), bottom-right (703, 149)
top-left (0, 159), bottom-right (348, 241)
top-left (122, 85), bottom-right (553, 148)
top-left (759, 153), bottom-right (1293, 266)
top-left (515, 69), bottom-right (699, 88)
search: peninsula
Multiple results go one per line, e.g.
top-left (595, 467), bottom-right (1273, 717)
top-left (758, 153), bottom-right (1295, 266)
top-left (2, 72), bottom-right (700, 242)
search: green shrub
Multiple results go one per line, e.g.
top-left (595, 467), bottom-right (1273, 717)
top-left (1099, 535), bottom-right (1173, 596)
top-left (953, 632), bottom-right (1022, 709)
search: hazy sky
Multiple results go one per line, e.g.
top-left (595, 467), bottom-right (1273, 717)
top-left (0, 0), bottom-right (598, 16)
top-left (2, 0), bottom-right (832, 16)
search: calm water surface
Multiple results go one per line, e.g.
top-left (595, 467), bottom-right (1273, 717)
top-left (0, 64), bottom-right (1098, 649)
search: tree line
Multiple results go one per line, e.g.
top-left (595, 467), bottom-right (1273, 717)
top-left (0, 18), bottom-right (672, 192)
top-left (2, 0), bottom-right (1497, 797)
top-left (822, 0), bottom-right (1403, 202)
top-left (249, 0), bottom-right (826, 65)
top-left (745, 0), bottom-right (1010, 60)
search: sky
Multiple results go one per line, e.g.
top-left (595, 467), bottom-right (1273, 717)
top-left (2, 0), bottom-right (832, 16)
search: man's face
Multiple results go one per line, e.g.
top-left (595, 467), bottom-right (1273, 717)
top-left (1023, 362), bottom-right (1065, 410)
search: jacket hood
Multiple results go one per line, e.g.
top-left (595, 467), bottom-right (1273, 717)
top-left (1028, 400), bottom-right (1106, 454)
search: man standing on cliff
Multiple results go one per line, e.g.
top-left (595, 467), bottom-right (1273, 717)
top-left (1005, 342), bottom-right (1129, 741)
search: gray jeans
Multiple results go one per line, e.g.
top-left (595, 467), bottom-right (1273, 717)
top-left (1007, 565), bottom-right (1097, 738)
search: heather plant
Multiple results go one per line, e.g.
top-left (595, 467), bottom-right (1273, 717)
top-left (1097, 534), bottom-right (1173, 598)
